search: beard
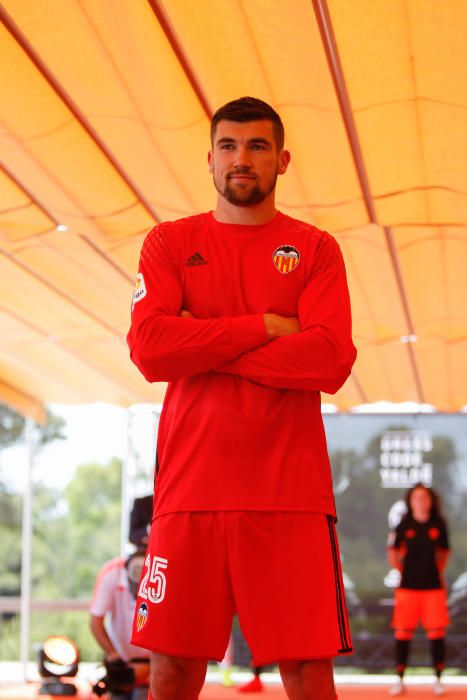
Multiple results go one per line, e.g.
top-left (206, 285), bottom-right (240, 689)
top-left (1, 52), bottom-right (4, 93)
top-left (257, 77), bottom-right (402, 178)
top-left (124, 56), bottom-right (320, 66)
top-left (213, 168), bottom-right (278, 207)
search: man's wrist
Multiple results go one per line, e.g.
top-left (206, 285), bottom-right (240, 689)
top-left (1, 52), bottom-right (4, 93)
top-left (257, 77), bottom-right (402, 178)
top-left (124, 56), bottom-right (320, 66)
top-left (263, 313), bottom-right (300, 339)
top-left (263, 314), bottom-right (283, 339)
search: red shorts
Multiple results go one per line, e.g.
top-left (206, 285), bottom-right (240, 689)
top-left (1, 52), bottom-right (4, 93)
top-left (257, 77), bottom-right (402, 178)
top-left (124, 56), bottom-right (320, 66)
top-left (131, 511), bottom-right (352, 665)
top-left (392, 588), bottom-right (449, 638)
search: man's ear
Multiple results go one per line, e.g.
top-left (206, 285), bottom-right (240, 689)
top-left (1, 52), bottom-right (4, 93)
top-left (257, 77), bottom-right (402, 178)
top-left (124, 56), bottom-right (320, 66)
top-left (207, 151), bottom-right (213, 173)
top-left (278, 149), bottom-right (291, 175)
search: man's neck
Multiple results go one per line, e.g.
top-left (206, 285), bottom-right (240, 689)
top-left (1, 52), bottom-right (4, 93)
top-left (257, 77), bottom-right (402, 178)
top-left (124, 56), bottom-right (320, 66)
top-left (213, 196), bottom-right (277, 225)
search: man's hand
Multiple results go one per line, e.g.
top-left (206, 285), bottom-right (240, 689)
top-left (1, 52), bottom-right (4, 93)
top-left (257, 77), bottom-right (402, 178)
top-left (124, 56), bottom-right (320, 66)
top-left (263, 314), bottom-right (300, 339)
top-left (180, 309), bottom-right (193, 318)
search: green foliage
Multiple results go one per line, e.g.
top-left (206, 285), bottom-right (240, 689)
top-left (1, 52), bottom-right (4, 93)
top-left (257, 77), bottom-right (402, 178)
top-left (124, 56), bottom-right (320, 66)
top-left (0, 487), bottom-right (22, 596)
top-left (36, 409), bottom-right (67, 448)
top-left (0, 617), bottom-right (19, 660)
top-left (0, 528), bottom-right (22, 594)
top-left (27, 459), bottom-right (122, 599)
top-left (0, 611), bottom-right (102, 662)
top-left (0, 403), bottom-right (125, 663)
top-left (0, 405), bottom-right (66, 449)
top-left (0, 457), bottom-right (122, 599)
top-left (0, 489), bottom-right (21, 528)
top-left (0, 403), bottom-right (68, 595)
top-left (0, 406), bottom-right (25, 448)
top-left (0, 457), bottom-right (123, 661)
top-left (60, 458), bottom-right (122, 597)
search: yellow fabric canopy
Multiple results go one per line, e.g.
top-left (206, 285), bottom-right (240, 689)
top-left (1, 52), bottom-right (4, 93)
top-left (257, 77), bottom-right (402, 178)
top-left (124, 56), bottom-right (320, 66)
top-left (1, 0), bottom-right (466, 417)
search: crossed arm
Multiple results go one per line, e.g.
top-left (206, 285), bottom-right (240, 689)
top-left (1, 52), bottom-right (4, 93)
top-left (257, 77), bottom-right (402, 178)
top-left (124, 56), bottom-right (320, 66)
top-left (211, 251), bottom-right (355, 393)
top-left (181, 307), bottom-right (354, 394)
top-left (128, 228), bottom-right (356, 393)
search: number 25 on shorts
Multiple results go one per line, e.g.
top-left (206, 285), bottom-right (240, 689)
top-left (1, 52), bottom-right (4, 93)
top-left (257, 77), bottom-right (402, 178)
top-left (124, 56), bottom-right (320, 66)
top-left (138, 554), bottom-right (168, 604)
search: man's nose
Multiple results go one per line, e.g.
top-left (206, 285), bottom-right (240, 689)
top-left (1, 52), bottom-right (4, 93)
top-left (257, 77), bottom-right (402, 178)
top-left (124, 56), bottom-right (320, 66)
top-left (233, 146), bottom-right (252, 168)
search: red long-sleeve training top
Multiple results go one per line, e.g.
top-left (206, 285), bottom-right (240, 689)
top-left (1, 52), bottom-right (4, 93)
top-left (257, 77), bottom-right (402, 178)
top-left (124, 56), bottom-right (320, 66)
top-left (127, 211), bottom-right (356, 518)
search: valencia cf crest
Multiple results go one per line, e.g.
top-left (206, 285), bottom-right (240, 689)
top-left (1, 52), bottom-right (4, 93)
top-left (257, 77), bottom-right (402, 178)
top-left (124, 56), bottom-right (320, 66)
top-left (136, 602), bottom-right (148, 631)
top-left (272, 245), bottom-right (300, 274)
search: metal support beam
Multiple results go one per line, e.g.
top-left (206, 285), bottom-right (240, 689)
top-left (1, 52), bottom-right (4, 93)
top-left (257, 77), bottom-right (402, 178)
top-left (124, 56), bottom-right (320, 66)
top-left (311, 0), bottom-right (425, 404)
top-left (0, 5), bottom-right (160, 224)
top-left (19, 418), bottom-right (34, 680)
top-left (147, 0), bottom-right (212, 119)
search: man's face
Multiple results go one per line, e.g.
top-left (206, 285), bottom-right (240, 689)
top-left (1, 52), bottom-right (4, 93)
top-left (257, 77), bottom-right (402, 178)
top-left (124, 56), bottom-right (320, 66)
top-left (208, 120), bottom-right (290, 207)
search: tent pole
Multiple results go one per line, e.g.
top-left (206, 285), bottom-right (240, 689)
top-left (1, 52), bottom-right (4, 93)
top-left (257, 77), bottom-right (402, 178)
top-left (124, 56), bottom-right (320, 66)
top-left (120, 408), bottom-right (132, 557)
top-left (20, 418), bottom-right (34, 680)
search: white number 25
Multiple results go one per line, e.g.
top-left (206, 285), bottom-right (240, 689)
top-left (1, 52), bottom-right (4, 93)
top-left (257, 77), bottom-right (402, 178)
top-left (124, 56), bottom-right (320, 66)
top-left (138, 554), bottom-right (168, 604)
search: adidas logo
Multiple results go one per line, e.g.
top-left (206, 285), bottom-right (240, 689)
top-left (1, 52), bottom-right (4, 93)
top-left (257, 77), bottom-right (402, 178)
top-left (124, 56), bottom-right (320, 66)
top-left (185, 252), bottom-right (208, 266)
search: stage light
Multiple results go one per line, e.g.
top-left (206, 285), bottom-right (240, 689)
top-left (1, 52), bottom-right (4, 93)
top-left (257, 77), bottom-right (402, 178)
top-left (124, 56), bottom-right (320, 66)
top-left (37, 636), bottom-right (79, 696)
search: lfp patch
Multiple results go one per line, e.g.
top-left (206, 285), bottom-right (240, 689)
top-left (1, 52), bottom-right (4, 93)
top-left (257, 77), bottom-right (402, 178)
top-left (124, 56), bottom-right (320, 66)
top-left (132, 273), bottom-right (147, 310)
top-left (272, 245), bottom-right (300, 274)
top-left (136, 602), bottom-right (148, 632)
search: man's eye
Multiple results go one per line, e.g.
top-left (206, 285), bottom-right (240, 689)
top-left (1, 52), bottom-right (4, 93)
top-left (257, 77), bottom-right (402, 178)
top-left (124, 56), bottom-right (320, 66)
top-left (220, 144), bottom-right (234, 150)
top-left (251, 144), bottom-right (267, 150)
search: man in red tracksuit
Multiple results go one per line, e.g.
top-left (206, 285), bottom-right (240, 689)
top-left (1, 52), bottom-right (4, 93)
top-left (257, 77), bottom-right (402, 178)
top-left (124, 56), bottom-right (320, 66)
top-left (127, 97), bottom-right (356, 700)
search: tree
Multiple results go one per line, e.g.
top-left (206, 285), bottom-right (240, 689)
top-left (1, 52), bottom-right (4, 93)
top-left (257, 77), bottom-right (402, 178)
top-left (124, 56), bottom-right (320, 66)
top-left (59, 457), bottom-right (122, 596)
top-left (0, 456), bottom-right (124, 661)
top-left (0, 404), bottom-right (66, 596)
top-left (21, 458), bottom-right (123, 600)
top-left (0, 406), bottom-right (24, 448)
top-left (0, 405), bottom-right (65, 448)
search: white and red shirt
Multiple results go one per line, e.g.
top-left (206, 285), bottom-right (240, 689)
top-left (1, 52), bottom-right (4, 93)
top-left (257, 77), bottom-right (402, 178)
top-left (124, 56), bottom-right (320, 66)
top-left (90, 558), bottom-right (150, 662)
top-left (128, 211), bottom-right (356, 518)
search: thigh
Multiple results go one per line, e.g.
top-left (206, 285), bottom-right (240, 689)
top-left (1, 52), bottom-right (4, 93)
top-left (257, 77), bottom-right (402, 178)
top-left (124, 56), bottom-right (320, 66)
top-left (392, 589), bottom-right (421, 635)
top-left (229, 512), bottom-right (352, 665)
top-left (421, 589), bottom-right (450, 636)
top-left (131, 512), bottom-right (235, 661)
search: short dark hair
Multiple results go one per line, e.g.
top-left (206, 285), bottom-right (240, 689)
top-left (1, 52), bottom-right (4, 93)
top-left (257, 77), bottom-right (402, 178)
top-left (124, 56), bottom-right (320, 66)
top-left (210, 96), bottom-right (285, 150)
